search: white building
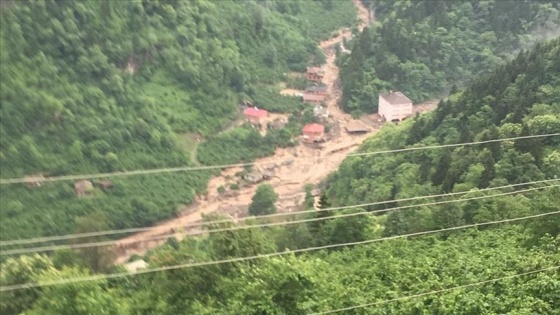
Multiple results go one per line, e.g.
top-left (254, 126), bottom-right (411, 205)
top-left (124, 259), bottom-right (148, 272)
top-left (313, 105), bottom-right (329, 118)
top-left (378, 91), bottom-right (413, 122)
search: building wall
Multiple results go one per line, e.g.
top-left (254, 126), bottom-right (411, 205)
top-left (307, 73), bottom-right (323, 81)
top-left (307, 90), bottom-right (328, 96)
top-left (303, 131), bottom-right (324, 142)
top-left (378, 96), bottom-right (412, 121)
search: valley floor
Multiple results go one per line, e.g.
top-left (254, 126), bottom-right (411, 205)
top-left (114, 0), bottom-right (437, 263)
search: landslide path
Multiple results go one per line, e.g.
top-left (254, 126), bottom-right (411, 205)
top-left (115, 0), bottom-right (409, 263)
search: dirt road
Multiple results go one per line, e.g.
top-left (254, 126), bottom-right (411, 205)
top-left (115, 1), bottom-right (433, 263)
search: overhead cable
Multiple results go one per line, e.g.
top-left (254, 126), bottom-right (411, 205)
top-left (1, 184), bottom-right (556, 255)
top-left (1, 210), bottom-right (557, 292)
top-left (1, 133), bottom-right (557, 185)
top-left (309, 266), bottom-right (560, 314)
top-left (2, 178), bottom-right (557, 247)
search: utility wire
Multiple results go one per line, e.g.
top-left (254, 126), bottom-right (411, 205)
top-left (2, 178), bottom-right (557, 247)
top-left (1, 184), bottom-right (556, 255)
top-left (309, 266), bottom-right (560, 314)
top-left (1, 133), bottom-right (557, 185)
top-left (1, 210), bottom-right (557, 292)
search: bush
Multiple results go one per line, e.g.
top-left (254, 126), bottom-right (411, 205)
top-left (217, 186), bottom-right (226, 195)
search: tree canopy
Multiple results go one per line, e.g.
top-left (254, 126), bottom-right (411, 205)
top-left (0, 0), bottom-right (357, 242)
top-left (249, 184), bottom-right (278, 216)
top-left (338, 0), bottom-right (560, 114)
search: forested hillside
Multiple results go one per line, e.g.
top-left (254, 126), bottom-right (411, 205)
top-left (2, 36), bottom-right (559, 315)
top-left (339, 0), bottom-right (560, 114)
top-left (329, 37), bottom-right (560, 236)
top-left (0, 0), bottom-right (357, 240)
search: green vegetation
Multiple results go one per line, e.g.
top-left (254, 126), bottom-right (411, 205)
top-left (3, 36), bottom-right (559, 315)
top-left (248, 184), bottom-right (278, 216)
top-left (0, 0), bottom-right (356, 241)
top-left (250, 86), bottom-right (306, 113)
top-left (329, 38), bottom-right (560, 236)
top-left (339, 0), bottom-right (560, 114)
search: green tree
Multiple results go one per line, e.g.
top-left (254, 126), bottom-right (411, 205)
top-left (319, 208), bottom-right (378, 246)
top-left (24, 267), bottom-right (125, 315)
top-left (303, 183), bottom-right (315, 209)
top-left (248, 184), bottom-right (278, 216)
top-left (0, 255), bottom-right (53, 315)
top-left (72, 212), bottom-right (115, 273)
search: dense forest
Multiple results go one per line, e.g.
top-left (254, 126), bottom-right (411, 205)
top-left (339, 0), bottom-right (560, 114)
top-left (2, 33), bottom-right (559, 315)
top-left (0, 0), bottom-right (357, 241)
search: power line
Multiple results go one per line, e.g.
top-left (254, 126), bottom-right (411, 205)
top-left (1, 184), bottom-right (556, 255)
top-left (1, 210), bottom-right (557, 292)
top-left (309, 266), bottom-right (560, 314)
top-left (1, 133), bottom-right (557, 185)
top-left (2, 178), bottom-right (557, 247)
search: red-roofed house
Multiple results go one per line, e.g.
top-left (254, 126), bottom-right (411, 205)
top-left (244, 107), bottom-right (268, 125)
top-left (306, 67), bottom-right (324, 82)
top-left (303, 93), bottom-right (326, 105)
top-left (302, 123), bottom-right (325, 143)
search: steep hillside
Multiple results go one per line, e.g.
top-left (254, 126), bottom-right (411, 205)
top-left (2, 37), bottom-right (559, 315)
top-left (329, 38), bottom-right (560, 235)
top-left (339, 0), bottom-right (560, 114)
top-left (0, 0), bottom-right (357, 240)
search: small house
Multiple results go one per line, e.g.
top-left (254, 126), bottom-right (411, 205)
top-left (305, 85), bottom-right (328, 97)
top-left (378, 91), bottom-right (413, 122)
top-left (24, 174), bottom-right (45, 188)
top-left (345, 121), bottom-right (369, 134)
top-left (313, 105), bottom-right (329, 119)
top-left (74, 180), bottom-right (94, 197)
top-left (303, 93), bottom-right (326, 105)
top-left (244, 107), bottom-right (268, 125)
top-left (306, 67), bottom-right (324, 82)
top-left (302, 123), bottom-right (325, 143)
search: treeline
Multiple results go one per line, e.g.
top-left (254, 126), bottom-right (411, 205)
top-left (338, 0), bottom-right (560, 114)
top-left (2, 37), bottom-right (560, 315)
top-left (0, 0), bottom-right (356, 241)
top-left (2, 199), bottom-right (559, 314)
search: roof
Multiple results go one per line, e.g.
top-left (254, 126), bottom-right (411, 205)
top-left (244, 107), bottom-right (268, 118)
top-left (307, 67), bottom-right (323, 74)
top-left (345, 121), bottom-right (369, 133)
top-left (124, 259), bottom-right (148, 272)
top-left (303, 93), bottom-right (326, 102)
top-left (303, 123), bottom-right (325, 133)
top-left (306, 85), bottom-right (328, 92)
top-left (380, 91), bottom-right (412, 105)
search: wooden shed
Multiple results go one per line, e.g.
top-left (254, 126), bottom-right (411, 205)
top-left (345, 121), bottom-right (369, 134)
